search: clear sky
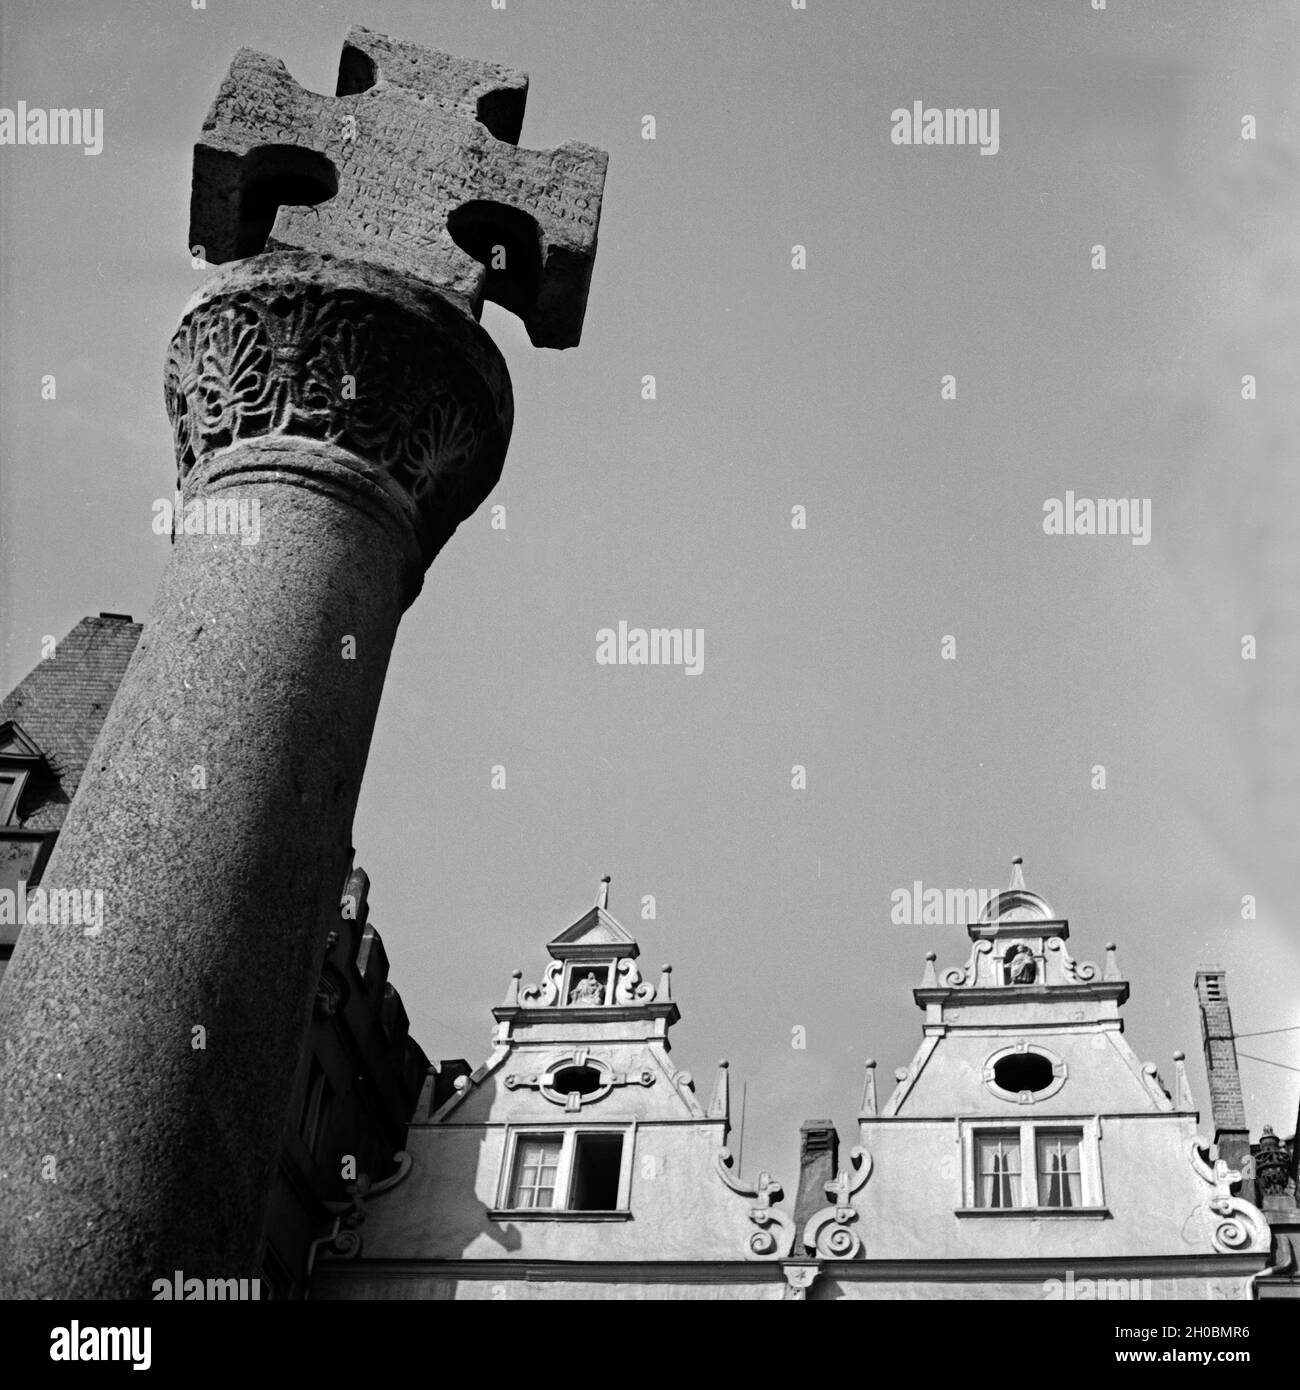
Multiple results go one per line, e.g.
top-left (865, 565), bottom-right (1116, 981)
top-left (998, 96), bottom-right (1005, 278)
top-left (1, 0), bottom-right (1297, 1185)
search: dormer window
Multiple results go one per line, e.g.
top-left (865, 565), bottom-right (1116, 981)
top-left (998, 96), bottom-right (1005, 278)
top-left (0, 720), bottom-right (45, 827)
top-left (0, 769), bottom-right (26, 826)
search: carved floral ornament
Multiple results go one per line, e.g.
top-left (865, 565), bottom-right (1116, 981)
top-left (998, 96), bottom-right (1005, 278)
top-left (163, 256), bottom-right (514, 564)
top-left (1255, 1127), bottom-right (1293, 1196)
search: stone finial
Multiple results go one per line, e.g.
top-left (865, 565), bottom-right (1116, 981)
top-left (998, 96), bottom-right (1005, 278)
top-left (1009, 856), bottom-right (1026, 891)
top-left (1104, 941), bottom-right (1121, 981)
top-left (597, 874), bottom-right (610, 910)
top-left (708, 1058), bottom-right (730, 1123)
top-left (503, 968), bottom-right (522, 1005)
top-left (861, 1059), bottom-right (878, 1116)
top-left (1173, 1049), bottom-right (1196, 1110)
top-left (657, 962), bottom-right (673, 1002)
top-left (191, 26), bottom-right (608, 347)
top-left (920, 950), bottom-right (938, 987)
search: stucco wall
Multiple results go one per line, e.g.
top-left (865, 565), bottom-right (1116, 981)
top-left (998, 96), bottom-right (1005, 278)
top-left (856, 1112), bottom-right (1232, 1261)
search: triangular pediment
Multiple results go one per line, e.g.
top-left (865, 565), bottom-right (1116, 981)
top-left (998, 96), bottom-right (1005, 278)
top-left (548, 906), bottom-right (639, 958)
top-left (0, 720), bottom-right (47, 762)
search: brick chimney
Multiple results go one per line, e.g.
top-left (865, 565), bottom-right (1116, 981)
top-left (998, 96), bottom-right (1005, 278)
top-left (1194, 967), bottom-right (1253, 1198)
top-left (793, 1120), bottom-right (839, 1239)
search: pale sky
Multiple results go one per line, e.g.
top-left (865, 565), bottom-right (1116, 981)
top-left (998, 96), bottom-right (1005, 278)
top-left (1, 0), bottom-right (1297, 1184)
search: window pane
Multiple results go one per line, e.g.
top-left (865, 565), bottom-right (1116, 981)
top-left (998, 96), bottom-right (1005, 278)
top-left (570, 1133), bottom-right (624, 1210)
top-left (1037, 1131), bottom-right (1083, 1208)
top-left (975, 1133), bottom-right (1022, 1208)
top-left (509, 1138), bottom-right (562, 1209)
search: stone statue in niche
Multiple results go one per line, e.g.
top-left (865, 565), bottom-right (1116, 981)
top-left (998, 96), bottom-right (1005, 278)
top-left (569, 972), bottom-right (605, 1006)
top-left (1004, 944), bottom-right (1037, 985)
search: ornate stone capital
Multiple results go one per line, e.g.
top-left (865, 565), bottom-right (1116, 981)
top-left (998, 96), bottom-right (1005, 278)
top-left (163, 251), bottom-right (514, 568)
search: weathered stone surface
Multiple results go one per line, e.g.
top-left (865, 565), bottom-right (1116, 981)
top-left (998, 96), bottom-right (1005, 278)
top-left (0, 433), bottom-right (413, 1296)
top-left (164, 253), bottom-right (513, 571)
top-left (191, 25), bottom-right (608, 347)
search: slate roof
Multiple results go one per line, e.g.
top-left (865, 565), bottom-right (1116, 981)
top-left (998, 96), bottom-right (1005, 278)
top-left (0, 614), bottom-right (143, 831)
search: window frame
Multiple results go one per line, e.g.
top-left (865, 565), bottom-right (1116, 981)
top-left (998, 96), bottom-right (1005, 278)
top-left (0, 768), bottom-right (29, 826)
top-left (959, 1117), bottom-right (1103, 1213)
top-left (561, 960), bottom-right (615, 1007)
top-left (495, 1123), bottom-right (635, 1216)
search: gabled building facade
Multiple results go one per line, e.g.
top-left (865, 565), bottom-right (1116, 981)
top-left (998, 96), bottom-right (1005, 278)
top-left (312, 881), bottom-right (800, 1299)
top-left (791, 862), bottom-right (1274, 1300)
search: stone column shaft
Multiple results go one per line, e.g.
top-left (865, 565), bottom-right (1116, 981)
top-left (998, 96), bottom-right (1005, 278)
top-left (0, 253), bottom-right (512, 1297)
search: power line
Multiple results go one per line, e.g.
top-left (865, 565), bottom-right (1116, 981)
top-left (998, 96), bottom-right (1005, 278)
top-left (1236, 1051), bottom-right (1300, 1075)
top-left (1234, 1025), bottom-right (1300, 1040)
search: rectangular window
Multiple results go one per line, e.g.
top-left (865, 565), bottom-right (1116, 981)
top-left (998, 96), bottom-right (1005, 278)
top-left (975, 1131), bottom-right (1023, 1208)
top-left (509, 1136), bottom-right (563, 1209)
top-left (501, 1129), bottom-right (631, 1213)
top-left (1037, 1130), bottom-right (1083, 1208)
top-left (962, 1119), bottom-right (1101, 1211)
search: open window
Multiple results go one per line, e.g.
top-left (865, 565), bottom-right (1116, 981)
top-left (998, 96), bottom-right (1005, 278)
top-left (497, 1127), bottom-right (633, 1216)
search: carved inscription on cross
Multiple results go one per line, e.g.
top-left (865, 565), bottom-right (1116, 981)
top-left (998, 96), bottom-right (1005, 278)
top-left (190, 25), bottom-right (608, 347)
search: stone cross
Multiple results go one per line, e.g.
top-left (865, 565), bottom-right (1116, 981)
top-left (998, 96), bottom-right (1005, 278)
top-left (0, 28), bottom-right (606, 1299)
top-left (192, 26), bottom-right (607, 347)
